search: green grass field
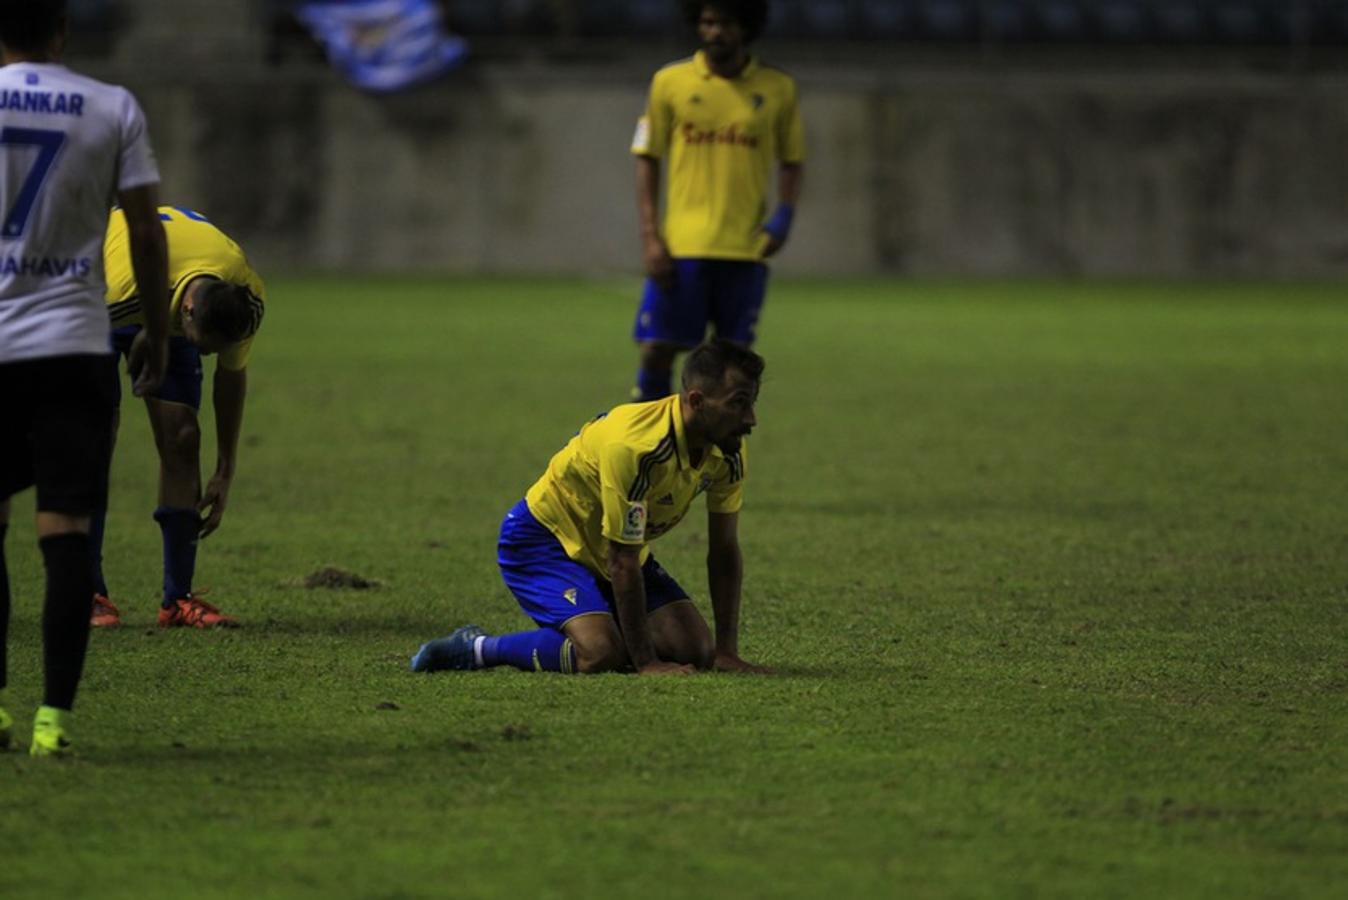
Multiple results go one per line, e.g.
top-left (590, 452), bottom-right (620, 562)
top-left (2, 277), bottom-right (1345, 898)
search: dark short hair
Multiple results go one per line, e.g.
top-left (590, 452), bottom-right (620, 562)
top-left (197, 280), bottom-right (263, 345)
top-left (681, 0), bottom-right (770, 44)
top-left (682, 339), bottom-right (765, 394)
top-left (0, 0), bottom-right (66, 54)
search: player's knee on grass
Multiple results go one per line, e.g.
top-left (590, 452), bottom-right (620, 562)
top-left (662, 631), bottom-right (714, 670)
top-left (651, 605), bottom-right (714, 670)
top-left (564, 616), bottom-right (628, 673)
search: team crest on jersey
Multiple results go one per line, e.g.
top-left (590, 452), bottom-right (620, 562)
top-left (622, 501), bottom-right (647, 541)
top-left (752, 93), bottom-right (764, 109)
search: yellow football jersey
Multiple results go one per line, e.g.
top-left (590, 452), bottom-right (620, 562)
top-left (631, 50), bottom-right (805, 260)
top-left (525, 394), bottom-right (746, 577)
top-left (104, 206), bottom-right (266, 371)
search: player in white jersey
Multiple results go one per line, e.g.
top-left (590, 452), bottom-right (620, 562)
top-left (0, 0), bottom-right (170, 757)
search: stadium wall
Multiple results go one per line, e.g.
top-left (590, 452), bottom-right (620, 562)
top-left (97, 59), bottom-right (1348, 278)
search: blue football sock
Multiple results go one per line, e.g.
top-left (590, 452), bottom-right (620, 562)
top-left (153, 507), bottom-right (200, 609)
top-left (88, 507), bottom-right (108, 597)
top-left (634, 366), bottom-right (672, 402)
top-left (480, 629), bottom-right (577, 674)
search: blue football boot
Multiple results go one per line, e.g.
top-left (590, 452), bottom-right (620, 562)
top-left (410, 624), bottom-right (487, 672)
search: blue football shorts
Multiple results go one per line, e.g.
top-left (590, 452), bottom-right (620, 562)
top-left (497, 498), bottom-right (691, 630)
top-left (634, 258), bottom-right (768, 347)
top-left (111, 325), bottom-right (204, 409)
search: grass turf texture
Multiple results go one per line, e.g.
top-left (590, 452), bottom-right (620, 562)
top-left (1, 277), bottom-right (1345, 898)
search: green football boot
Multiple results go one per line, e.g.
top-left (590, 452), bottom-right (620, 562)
top-left (30, 705), bottom-right (73, 758)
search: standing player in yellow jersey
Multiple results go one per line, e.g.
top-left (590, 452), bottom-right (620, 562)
top-left (628, 1), bottom-right (804, 402)
top-left (89, 206), bottom-right (265, 629)
top-left (411, 340), bottom-right (769, 676)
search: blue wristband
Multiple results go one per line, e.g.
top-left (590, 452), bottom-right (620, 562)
top-left (763, 203), bottom-right (795, 243)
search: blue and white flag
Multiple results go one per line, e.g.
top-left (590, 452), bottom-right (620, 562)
top-left (294, 0), bottom-right (468, 93)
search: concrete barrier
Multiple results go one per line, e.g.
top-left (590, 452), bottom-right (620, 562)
top-left (85, 48), bottom-right (1348, 277)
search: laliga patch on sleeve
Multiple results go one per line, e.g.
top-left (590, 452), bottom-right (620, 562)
top-left (631, 116), bottom-right (650, 153)
top-left (622, 501), bottom-right (647, 542)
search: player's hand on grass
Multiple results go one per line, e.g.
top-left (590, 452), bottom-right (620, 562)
top-left (714, 652), bottom-right (773, 675)
top-left (127, 330), bottom-right (167, 398)
top-left (198, 473), bottom-right (232, 538)
top-left (636, 659), bottom-right (696, 675)
top-left (642, 235), bottom-right (675, 290)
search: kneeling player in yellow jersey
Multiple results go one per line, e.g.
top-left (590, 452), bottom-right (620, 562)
top-left (90, 206), bottom-right (265, 629)
top-left (412, 340), bottom-right (770, 675)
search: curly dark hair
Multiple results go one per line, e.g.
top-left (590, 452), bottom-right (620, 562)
top-left (197, 280), bottom-right (264, 345)
top-left (680, 0), bottom-right (770, 44)
top-left (0, 0), bottom-right (66, 54)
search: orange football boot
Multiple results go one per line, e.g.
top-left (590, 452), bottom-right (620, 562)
top-left (90, 593), bottom-right (122, 628)
top-left (157, 592), bottom-right (238, 629)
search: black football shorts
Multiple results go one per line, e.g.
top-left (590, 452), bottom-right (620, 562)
top-left (0, 353), bottom-right (117, 514)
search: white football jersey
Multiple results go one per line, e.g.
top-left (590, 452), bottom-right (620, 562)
top-left (0, 62), bottom-right (159, 363)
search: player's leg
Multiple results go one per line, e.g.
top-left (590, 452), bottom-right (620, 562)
top-left (632, 260), bottom-right (712, 401)
top-left (492, 500), bottom-right (626, 672)
top-left (34, 509), bottom-right (94, 755)
top-left (88, 327), bottom-right (136, 627)
top-left (635, 341), bottom-right (680, 403)
top-left (145, 394), bottom-right (202, 604)
top-left (88, 404), bottom-right (123, 626)
top-left (559, 614), bottom-right (626, 673)
top-left (28, 355), bottom-right (118, 756)
top-left (649, 602), bottom-right (714, 670)
top-left (140, 339), bottom-right (232, 628)
top-left (708, 260), bottom-right (769, 348)
top-left (495, 549), bottom-right (707, 673)
top-left (412, 500), bottom-right (599, 674)
top-left (452, 612), bottom-right (620, 674)
top-left (629, 556), bottom-right (713, 670)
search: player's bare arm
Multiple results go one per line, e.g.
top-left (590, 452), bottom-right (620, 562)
top-left (635, 154), bottom-right (674, 289)
top-left (117, 184), bottom-right (169, 397)
top-left (608, 541), bottom-right (694, 675)
top-left (707, 509), bottom-right (770, 674)
top-left (199, 366), bottom-right (246, 538)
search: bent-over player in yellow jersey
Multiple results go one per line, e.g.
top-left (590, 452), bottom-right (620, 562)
top-left (411, 340), bottom-right (770, 676)
top-left (91, 206), bottom-right (266, 630)
top-left (628, 1), bottom-right (804, 402)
